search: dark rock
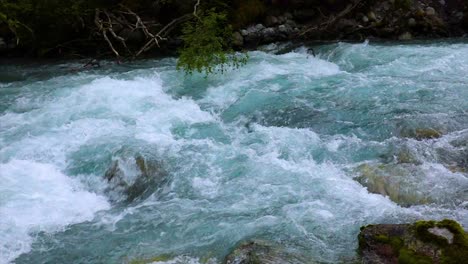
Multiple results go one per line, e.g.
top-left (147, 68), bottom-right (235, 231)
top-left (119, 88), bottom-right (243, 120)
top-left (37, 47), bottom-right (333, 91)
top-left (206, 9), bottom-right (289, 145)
top-left (120, 28), bottom-right (145, 43)
top-left (0, 38), bottom-right (8, 53)
top-left (463, 11), bottom-right (468, 30)
top-left (426, 7), bottom-right (436, 16)
top-left (264, 16), bottom-right (279, 27)
top-left (284, 12), bottom-right (293, 20)
top-left (278, 24), bottom-right (292, 35)
top-left (359, 219), bottom-right (468, 264)
top-left (224, 240), bottom-right (307, 264)
top-left (362, 15), bottom-right (369, 23)
top-left (368, 11), bottom-right (377, 22)
top-left (232, 32), bottom-right (244, 47)
top-left (293, 9), bottom-right (316, 23)
top-left (0, 37), bottom-right (16, 52)
top-left (104, 155), bottom-right (167, 203)
top-left (398, 32), bottom-right (413, 40)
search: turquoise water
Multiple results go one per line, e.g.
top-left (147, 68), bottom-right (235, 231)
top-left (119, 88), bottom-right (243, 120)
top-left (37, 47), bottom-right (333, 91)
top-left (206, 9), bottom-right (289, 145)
top-left (1, 41), bottom-right (467, 263)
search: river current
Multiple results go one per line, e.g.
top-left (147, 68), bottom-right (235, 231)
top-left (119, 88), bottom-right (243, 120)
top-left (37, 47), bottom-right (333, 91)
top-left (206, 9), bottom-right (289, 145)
top-left (1, 41), bottom-right (467, 263)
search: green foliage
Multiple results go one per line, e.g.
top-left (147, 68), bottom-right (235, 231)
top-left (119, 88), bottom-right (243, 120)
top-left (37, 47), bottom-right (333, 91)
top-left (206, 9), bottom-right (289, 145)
top-left (0, 0), bottom-right (119, 52)
top-left (0, 0), bottom-right (33, 41)
top-left (1, 0), bottom-right (251, 70)
top-left (177, 9), bottom-right (248, 75)
top-left (0, 0), bottom-right (93, 48)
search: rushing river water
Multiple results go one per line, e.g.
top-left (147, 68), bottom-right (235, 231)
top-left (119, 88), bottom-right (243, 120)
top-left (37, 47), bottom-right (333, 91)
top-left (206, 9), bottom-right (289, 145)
top-left (1, 41), bottom-right (468, 263)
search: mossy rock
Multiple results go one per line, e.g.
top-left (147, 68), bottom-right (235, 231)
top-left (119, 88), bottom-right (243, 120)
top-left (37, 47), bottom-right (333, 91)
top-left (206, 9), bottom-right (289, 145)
top-left (358, 220), bottom-right (468, 264)
top-left (354, 163), bottom-right (430, 207)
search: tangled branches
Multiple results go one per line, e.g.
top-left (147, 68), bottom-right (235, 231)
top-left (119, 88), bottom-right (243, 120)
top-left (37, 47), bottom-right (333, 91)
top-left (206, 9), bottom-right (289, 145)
top-left (94, 1), bottom-right (200, 59)
top-left (299, 0), bottom-right (364, 37)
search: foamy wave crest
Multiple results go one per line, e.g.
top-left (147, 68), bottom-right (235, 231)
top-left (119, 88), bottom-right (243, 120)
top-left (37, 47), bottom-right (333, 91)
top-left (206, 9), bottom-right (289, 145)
top-left (0, 160), bottom-right (109, 263)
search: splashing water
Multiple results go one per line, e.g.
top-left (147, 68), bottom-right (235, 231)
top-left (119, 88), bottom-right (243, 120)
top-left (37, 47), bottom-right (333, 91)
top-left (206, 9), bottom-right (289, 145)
top-left (1, 40), bottom-right (467, 263)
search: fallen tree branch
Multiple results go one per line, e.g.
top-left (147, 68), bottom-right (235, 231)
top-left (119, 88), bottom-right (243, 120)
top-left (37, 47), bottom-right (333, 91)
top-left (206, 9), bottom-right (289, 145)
top-left (94, 0), bottom-right (201, 58)
top-left (299, 0), bottom-right (363, 37)
top-left (95, 8), bottom-right (121, 57)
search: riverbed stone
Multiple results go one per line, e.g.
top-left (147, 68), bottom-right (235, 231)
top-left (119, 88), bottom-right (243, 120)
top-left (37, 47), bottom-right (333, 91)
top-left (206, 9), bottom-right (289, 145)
top-left (426, 7), bottom-right (436, 16)
top-left (354, 163), bottom-right (430, 206)
top-left (0, 37), bottom-right (6, 49)
top-left (264, 16), bottom-right (279, 27)
top-left (358, 219), bottom-right (468, 264)
top-left (362, 15), bottom-right (369, 23)
top-left (398, 32), bottom-right (413, 40)
top-left (232, 32), bottom-right (244, 47)
top-left (293, 9), bottom-right (316, 22)
top-left (224, 240), bottom-right (307, 264)
top-left (368, 11), bottom-right (377, 22)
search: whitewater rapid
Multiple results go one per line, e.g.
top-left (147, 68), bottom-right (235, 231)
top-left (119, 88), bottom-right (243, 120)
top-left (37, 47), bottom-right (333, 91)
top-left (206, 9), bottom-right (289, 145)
top-left (1, 41), bottom-right (467, 263)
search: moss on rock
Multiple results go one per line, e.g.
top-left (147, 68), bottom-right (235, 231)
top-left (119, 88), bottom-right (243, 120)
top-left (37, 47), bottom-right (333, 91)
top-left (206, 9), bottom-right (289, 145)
top-left (414, 220), bottom-right (468, 264)
top-left (359, 219), bottom-right (468, 264)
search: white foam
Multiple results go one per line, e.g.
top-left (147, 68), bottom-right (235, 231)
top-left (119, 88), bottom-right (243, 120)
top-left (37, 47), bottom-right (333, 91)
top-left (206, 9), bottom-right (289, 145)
top-left (200, 50), bottom-right (341, 112)
top-left (149, 256), bottom-right (216, 264)
top-left (0, 160), bottom-right (109, 263)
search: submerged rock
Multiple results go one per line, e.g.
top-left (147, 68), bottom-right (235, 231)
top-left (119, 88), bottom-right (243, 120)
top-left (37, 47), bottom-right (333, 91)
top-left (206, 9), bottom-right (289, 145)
top-left (104, 155), bottom-right (167, 203)
top-left (399, 127), bottom-right (443, 140)
top-left (354, 163), bottom-right (430, 206)
top-left (224, 240), bottom-right (307, 264)
top-left (358, 219), bottom-right (468, 264)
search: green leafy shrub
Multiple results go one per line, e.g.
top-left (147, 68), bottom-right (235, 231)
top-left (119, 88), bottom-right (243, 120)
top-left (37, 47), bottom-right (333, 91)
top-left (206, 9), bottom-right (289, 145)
top-left (177, 8), bottom-right (248, 75)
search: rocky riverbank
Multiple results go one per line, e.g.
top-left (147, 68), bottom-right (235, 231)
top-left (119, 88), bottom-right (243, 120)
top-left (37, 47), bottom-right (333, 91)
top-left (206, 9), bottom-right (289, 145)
top-left (1, 0), bottom-right (467, 58)
top-left (234, 0), bottom-right (468, 49)
top-left (128, 219), bottom-right (467, 263)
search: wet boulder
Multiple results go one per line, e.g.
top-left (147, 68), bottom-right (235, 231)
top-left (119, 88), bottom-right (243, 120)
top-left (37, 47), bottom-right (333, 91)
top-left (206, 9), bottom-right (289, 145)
top-left (436, 147), bottom-right (468, 174)
top-left (354, 163), bottom-right (430, 206)
top-left (104, 155), bottom-right (167, 203)
top-left (359, 219), bottom-right (468, 264)
top-left (398, 32), bottom-right (413, 40)
top-left (264, 15), bottom-right (280, 27)
top-left (224, 240), bottom-right (307, 264)
top-left (232, 31), bottom-right (244, 47)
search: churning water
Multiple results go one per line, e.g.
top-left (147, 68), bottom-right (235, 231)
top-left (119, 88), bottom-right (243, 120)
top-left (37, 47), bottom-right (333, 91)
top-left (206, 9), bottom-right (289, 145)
top-left (1, 41), bottom-right (467, 263)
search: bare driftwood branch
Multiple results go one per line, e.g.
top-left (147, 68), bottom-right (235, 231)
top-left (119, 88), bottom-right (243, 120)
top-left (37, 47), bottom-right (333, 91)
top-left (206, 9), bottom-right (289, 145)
top-left (95, 9), bottom-right (120, 57)
top-left (299, 0), bottom-right (363, 36)
top-left (94, 0), bottom-right (201, 58)
top-left (193, 0), bottom-right (201, 19)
